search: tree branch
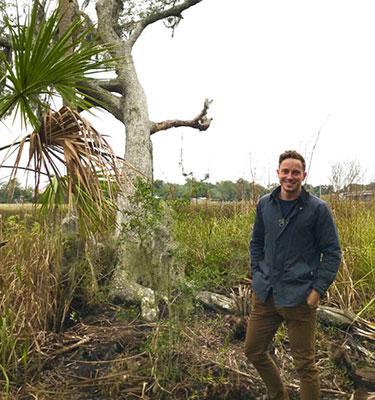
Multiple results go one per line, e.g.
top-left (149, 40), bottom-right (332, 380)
top-left (78, 80), bottom-right (123, 122)
top-left (0, 37), bottom-right (11, 50)
top-left (96, 0), bottom-right (125, 56)
top-left (150, 98), bottom-right (212, 134)
top-left (128, 0), bottom-right (203, 47)
top-left (97, 79), bottom-right (124, 95)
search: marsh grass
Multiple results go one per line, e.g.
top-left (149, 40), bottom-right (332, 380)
top-left (329, 198), bottom-right (375, 317)
top-left (173, 199), bottom-right (374, 318)
top-left (0, 215), bottom-right (63, 387)
top-left (0, 210), bottom-right (118, 393)
top-left (0, 203), bottom-right (36, 222)
top-left (172, 201), bottom-right (255, 293)
top-left (0, 196), bottom-right (373, 395)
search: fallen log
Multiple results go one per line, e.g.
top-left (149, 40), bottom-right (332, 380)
top-left (317, 306), bottom-right (375, 340)
top-left (196, 291), bottom-right (237, 314)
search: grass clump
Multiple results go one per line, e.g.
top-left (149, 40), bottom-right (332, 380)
top-left (0, 211), bottom-right (118, 393)
top-left (0, 215), bottom-right (63, 386)
top-left (172, 201), bottom-right (254, 294)
top-left (329, 198), bottom-right (375, 318)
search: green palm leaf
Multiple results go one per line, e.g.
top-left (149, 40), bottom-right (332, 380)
top-left (0, 2), bottom-right (115, 129)
top-left (0, 3), bottom-right (124, 232)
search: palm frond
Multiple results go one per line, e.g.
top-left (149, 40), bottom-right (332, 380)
top-left (9, 106), bottom-right (124, 232)
top-left (0, 2), bottom-right (116, 130)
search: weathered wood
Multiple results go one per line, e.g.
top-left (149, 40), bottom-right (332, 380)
top-left (353, 367), bottom-right (375, 391)
top-left (197, 291), bottom-right (237, 313)
top-left (318, 306), bottom-right (375, 340)
top-left (317, 306), bottom-right (356, 328)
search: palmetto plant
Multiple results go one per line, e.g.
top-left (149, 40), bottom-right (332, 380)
top-left (0, 2), bottom-right (122, 230)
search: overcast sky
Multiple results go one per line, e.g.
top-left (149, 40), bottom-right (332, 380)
top-left (2, 0), bottom-right (375, 187)
top-left (138, 0), bottom-right (375, 186)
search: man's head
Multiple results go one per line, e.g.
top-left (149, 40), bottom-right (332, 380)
top-left (277, 150), bottom-right (307, 199)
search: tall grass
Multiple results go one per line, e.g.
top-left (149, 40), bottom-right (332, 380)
top-left (172, 201), bottom-right (254, 294)
top-left (0, 209), bottom-right (118, 393)
top-left (329, 198), bottom-right (375, 317)
top-left (172, 199), bottom-right (375, 319)
top-left (0, 214), bottom-right (63, 388)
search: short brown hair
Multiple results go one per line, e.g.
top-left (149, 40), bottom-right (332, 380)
top-left (279, 150), bottom-right (306, 171)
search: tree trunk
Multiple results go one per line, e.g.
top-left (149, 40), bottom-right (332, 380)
top-left (109, 49), bottom-right (183, 321)
top-left (116, 47), bottom-right (153, 216)
top-left (92, 0), bottom-right (209, 321)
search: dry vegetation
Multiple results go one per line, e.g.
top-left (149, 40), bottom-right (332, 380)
top-left (0, 198), bottom-right (374, 399)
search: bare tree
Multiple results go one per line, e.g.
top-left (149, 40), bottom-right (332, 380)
top-left (330, 160), bottom-right (363, 193)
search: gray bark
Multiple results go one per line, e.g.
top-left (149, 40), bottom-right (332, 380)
top-left (93, 0), bottom-right (211, 321)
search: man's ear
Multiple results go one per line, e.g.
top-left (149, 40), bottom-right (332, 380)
top-left (303, 171), bottom-right (307, 180)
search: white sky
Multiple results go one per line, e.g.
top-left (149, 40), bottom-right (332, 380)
top-left (136, 0), bottom-right (375, 186)
top-left (1, 0), bottom-right (375, 187)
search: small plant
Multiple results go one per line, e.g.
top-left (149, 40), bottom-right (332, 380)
top-left (121, 178), bottom-right (163, 244)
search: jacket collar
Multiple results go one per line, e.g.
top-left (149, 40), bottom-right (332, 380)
top-left (269, 185), bottom-right (310, 204)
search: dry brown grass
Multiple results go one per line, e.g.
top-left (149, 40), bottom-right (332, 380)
top-left (0, 217), bottom-right (63, 389)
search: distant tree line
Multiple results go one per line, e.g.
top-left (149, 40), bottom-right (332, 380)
top-left (154, 178), bottom-right (375, 202)
top-left (1, 178), bottom-right (374, 204)
top-left (155, 179), bottom-right (307, 201)
top-left (0, 179), bottom-right (34, 203)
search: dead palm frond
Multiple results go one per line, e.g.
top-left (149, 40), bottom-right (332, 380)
top-left (1, 106), bottom-right (123, 231)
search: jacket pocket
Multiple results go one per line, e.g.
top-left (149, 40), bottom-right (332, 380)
top-left (282, 259), bottom-right (313, 283)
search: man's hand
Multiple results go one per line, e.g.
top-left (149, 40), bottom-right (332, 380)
top-left (306, 289), bottom-right (320, 307)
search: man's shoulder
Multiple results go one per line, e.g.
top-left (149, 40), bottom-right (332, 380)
top-left (304, 193), bottom-right (335, 221)
top-left (257, 193), bottom-right (272, 207)
top-left (306, 193), bottom-right (328, 209)
top-left (259, 193), bottom-right (272, 202)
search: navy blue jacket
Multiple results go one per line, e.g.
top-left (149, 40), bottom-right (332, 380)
top-left (250, 186), bottom-right (341, 307)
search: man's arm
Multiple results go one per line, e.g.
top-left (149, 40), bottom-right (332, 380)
top-left (249, 201), bottom-right (265, 277)
top-left (312, 203), bottom-right (342, 297)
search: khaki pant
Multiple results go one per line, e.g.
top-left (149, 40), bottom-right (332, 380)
top-left (244, 293), bottom-right (320, 400)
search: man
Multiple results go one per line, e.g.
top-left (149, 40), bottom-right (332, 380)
top-left (244, 150), bottom-right (341, 400)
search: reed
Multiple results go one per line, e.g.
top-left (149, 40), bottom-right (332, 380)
top-left (0, 214), bottom-right (63, 387)
top-left (329, 197), bottom-right (375, 317)
top-left (173, 198), bottom-right (374, 318)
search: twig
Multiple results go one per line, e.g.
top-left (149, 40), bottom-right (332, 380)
top-left (287, 381), bottom-right (349, 396)
top-left (51, 335), bottom-right (91, 356)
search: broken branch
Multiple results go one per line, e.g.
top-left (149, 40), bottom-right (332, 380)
top-left (150, 98), bottom-right (212, 134)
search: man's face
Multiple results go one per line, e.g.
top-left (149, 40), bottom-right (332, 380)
top-left (277, 158), bottom-right (307, 196)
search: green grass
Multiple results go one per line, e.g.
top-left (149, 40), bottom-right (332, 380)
top-left (172, 199), bottom-right (375, 319)
top-left (172, 201), bottom-right (254, 294)
top-left (0, 203), bottom-right (36, 219)
top-left (330, 198), bottom-right (375, 317)
top-left (3, 199), bottom-right (373, 318)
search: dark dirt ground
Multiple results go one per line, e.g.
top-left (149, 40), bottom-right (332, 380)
top-left (6, 304), bottom-right (375, 400)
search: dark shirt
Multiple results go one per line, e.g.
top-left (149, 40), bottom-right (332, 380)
top-left (279, 198), bottom-right (297, 218)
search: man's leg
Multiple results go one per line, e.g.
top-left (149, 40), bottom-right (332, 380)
top-left (244, 294), bottom-right (289, 400)
top-left (280, 305), bottom-right (320, 400)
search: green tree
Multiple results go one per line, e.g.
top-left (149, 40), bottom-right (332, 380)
top-left (0, 179), bottom-right (34, 203)
top-left (216, 180), bottom-right (237, 201)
